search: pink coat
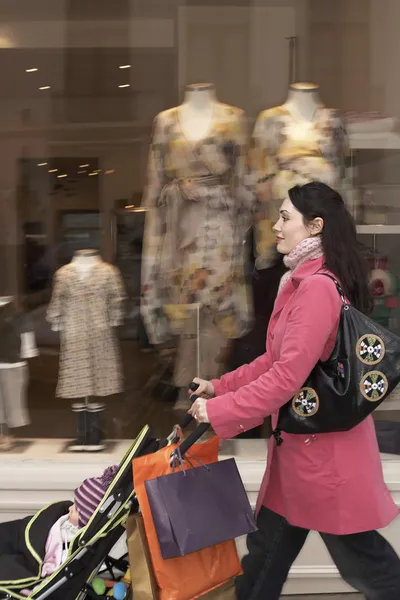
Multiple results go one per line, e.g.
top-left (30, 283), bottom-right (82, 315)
top-left (207, 257), bottom-right (398, 534)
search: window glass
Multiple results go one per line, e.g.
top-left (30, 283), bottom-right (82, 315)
top-left (0, 0), bottom-right (399, 454)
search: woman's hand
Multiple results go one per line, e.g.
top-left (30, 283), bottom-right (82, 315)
top-left (188, 398), bottom-right (210, 424)
top-left (189, 377), bottom-right (215, 399)
top-left (187, 378), bottom-right (214, 423)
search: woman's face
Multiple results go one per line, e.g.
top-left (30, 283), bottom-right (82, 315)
top-left (273, 197), bottom-right (322, 255)
top-left (68, 503), bottom-right (79, 527)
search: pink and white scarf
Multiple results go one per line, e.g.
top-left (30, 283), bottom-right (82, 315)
top-left (277, 236), bottom-right (324, 295)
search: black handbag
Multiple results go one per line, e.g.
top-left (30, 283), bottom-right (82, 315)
top-left (274, 274), bottom-right (400, 442)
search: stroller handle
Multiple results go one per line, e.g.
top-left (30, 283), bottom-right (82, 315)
top-left (179, 381), bottom-right (210, 456)
top-left (178, 421), bottom-right (210, 456)
top-left (176, 382), bottom-right (210, 455)
top-left (178, 382), bottom-right (200, 430)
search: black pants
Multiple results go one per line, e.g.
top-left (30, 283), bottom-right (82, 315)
top-left (236, 506), bottom-right (400, 600)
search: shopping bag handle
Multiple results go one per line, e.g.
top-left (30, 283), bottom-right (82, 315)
top-left (175, 382), bottom-right (210, 456)
top-left (178, 422), bottom-right (210, 456)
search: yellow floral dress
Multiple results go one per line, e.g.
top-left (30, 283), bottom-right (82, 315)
top-left (251, 104), bottom-right (347, 268)
top-left (140, 103), bottom-right (253, 381)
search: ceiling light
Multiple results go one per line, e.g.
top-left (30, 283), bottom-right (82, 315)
top-left (48, 168), bottom-right (58, 173)
top-left (77, 170), bottom-right (87, 174)
top-left (39, 86), bottom-right (51, 90)
top-left (119, 65), bottom-right (131, 69)
top-left (26, 68), bottom-right (38, 73)
top-left (37, 162), bottom-right (48, 167)
top-left (57, 174), bottom-right (68, 179)
top-left (104, 169), bottom-right (115, 175)
top-left (79, 163), bottom-right (89, 168)
top-left (88, 172), bottom-right (99, 177)
top-left (118, 84), bottom-right (130, 88)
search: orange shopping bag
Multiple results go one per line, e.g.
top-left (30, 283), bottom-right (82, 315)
top-left (132, 436), bottom-right (242, 600)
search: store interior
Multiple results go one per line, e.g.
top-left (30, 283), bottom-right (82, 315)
top-left (1, 0), bottom-right (400, 452)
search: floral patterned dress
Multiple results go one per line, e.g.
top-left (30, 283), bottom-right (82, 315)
top-left (251, 104), bottom-right (347, 268)
top-left (140, 103), bottom-right (253, 383)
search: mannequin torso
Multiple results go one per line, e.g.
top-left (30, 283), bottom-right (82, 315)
top-left (252, 82), bottom-right (345, 268)
top-left (141, 84), bottom-right (252, 355)
top-left (282, 83), bottom-right (323, 144)
top-left (178, 83), bottom-right (217, 142)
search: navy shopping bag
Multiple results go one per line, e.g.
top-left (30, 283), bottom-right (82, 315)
top-left (144, 456), bottom-right (257, 559)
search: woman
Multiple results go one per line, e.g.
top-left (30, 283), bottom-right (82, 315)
top-left (189, 181), bottom-right (400, 599)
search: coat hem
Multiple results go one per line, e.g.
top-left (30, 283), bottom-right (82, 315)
top-left (262, 499), bottom-right (400, 536)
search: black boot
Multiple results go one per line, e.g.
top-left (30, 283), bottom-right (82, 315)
top-left (69, 403), bottom-right (87, 452)
top-left (86, 403), bottom-right (106, 452)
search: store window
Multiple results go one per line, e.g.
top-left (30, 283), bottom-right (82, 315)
top-left (0, 0), bottom-right (399, 454)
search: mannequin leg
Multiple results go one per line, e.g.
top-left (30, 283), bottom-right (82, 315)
top-left (68, 397), bottom-right (105, 452)
top-left (0, 368), bottom-right (26, 451)
top-left (0, 423), bottom-right (12, 451)
top-left (69, 402), bottom-right (88, 452)
top-left (86, 402), bottom-right (106, 452)
top-left (1, 365), bottom-right (30, 428)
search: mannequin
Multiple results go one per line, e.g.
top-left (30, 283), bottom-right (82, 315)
top-left (0, 296), bottom-right (38, 451)
top-left (141, 83), bottom-right (253, 410)
top-left (47, 249), bottom-right (125, 452)
top-left (233, 81), bottom-right (347, 400)
top-left (69, 250), bottom-right (104, 451)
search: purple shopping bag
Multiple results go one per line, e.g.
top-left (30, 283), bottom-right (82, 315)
top-left (144, 457), bottom-right (257, 559)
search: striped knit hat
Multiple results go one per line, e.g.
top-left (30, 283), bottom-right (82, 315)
top-left (74, 465), bottom-right (118, 528)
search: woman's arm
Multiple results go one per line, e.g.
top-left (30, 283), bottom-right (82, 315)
top-left (207, 276), bottom-right (341, 439)
top-left (212, 350), bottom-right (272, 396)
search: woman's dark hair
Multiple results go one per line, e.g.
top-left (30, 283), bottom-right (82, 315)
top-left (288, 181), bottom-right (373, 314)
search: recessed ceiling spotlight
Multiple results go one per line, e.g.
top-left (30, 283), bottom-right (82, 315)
top-left (39, 85), bottom-right (51, 90)
top-left (48, 168), bottom-right (58, 173)
top-left (37, 162), bottom-right (48, 167)
top-left (26, 68), bottom-right (38, 73)
top-left (119, 65), bottom-right (131, 69)
top-left (79, 163), bottom-right (90, 168)
top-left (118, 84), bottom-right (130, 88)
top-left (57, 174), bottom-right (68, 179)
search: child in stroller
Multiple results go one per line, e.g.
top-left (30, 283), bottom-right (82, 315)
top-left (0, 465), bottom-right (118, 595)
top-left (0, 425), bottom-right (160, 600)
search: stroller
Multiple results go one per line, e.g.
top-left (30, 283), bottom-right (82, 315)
top-left (0, 420), bottom-right (204, 600)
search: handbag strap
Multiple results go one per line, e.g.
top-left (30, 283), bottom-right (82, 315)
top-left (316, 273), bottom-right (349, 308)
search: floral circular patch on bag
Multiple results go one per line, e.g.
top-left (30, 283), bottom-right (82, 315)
top-left (356, 334), bottom-right (385, 366)
top-left (360, 371), bottom-right (388, 402)
top-left (292, 387), bottom-right (319, 417)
